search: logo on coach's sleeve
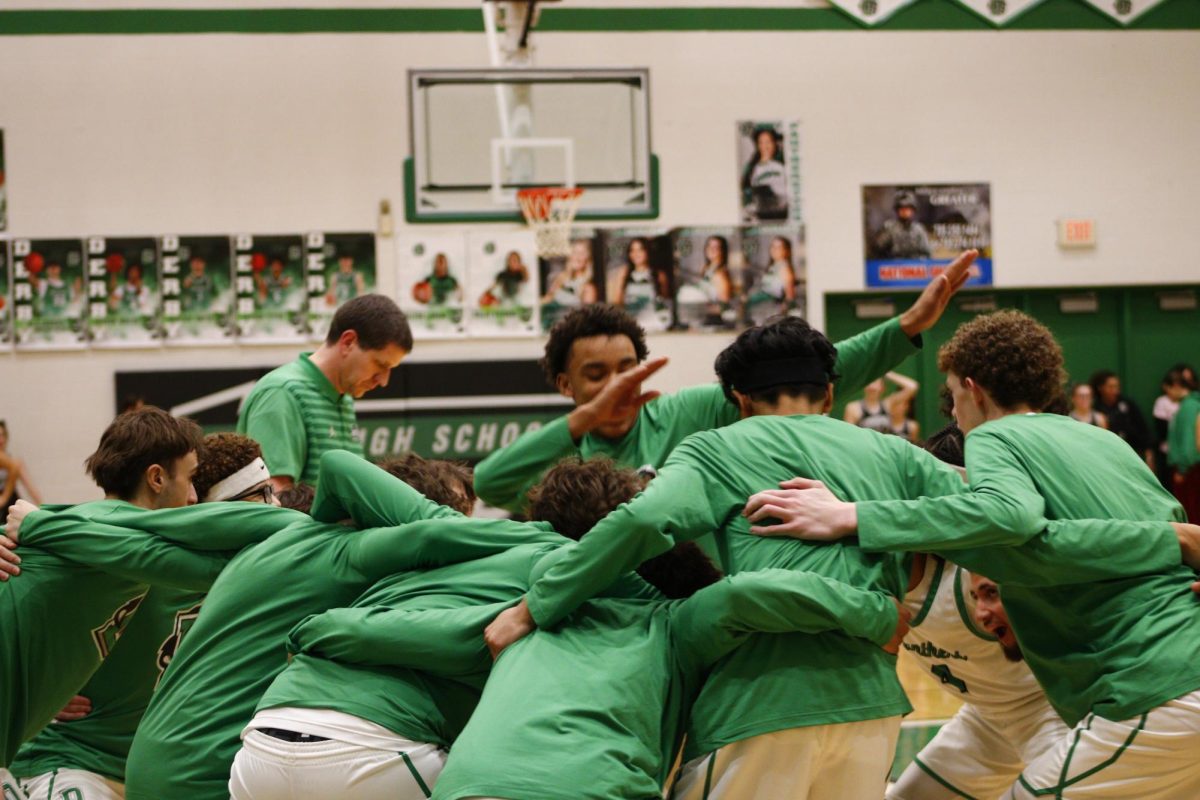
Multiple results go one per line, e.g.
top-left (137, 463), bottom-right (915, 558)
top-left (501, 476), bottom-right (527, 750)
top-left (155, 601), bottom-right (204, 687)
top-left (91, 594), bottom-right (147, 659)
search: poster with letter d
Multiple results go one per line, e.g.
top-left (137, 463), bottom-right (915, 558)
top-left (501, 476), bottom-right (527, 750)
top-left (161, 235), bottom-right (235, 346)
top-left (233, 234), bottom-right (307, 344)
top-left (87, 236), bottom-right (162, 348)
top-left (12, 238), bottom-right (88, 350)
top-left (306, 232), bottom-right (377, 342)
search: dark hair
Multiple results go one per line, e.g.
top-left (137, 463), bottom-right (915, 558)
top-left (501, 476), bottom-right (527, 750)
top-left (1088, 369), bottom-right (1118, 400)
top-left (527, 456), bottom-right (721, 597)
top-left (622, 237), bottom-right (671, 300)
top-left (770, 236), bottom-right (793, 264)
top-left (378, 454), bottom-right (475, 515)
top-left (192, 433), bottom-right (262, 501)
top-left (937, 383), bottom-right (954, 419)
top-left (1164, 365), bottom-right (1196, 391)
top-left (923, 423), bottom-right (965, 468)
top-left (85, 407), bottom-right (204, 501)
top-left (714, 316), bottom-right (839, 406)
top-left (704, 235), bottom-right (729, 267)
top-left (539, 304), bottom-right (649, 385)
top-left (325, 294), bottom-right (413, 352)
top-left (741, 126), bottom-right (783, 191)
top-left (278, 483), bottom-right (315, 514)
top-left (938, 311), bottom-right (1065, 412)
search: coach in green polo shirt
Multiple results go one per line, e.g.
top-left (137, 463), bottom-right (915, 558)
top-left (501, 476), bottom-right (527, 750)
top-left (237, 294), bottom-right (412, 489)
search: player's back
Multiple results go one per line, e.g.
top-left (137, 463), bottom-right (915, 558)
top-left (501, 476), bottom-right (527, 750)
top-left (0, 548), bottom-right (148, 765)
top-left (124, 519), bottom-right (353, 800)
top-left (967, 413), bottom-right (1200, 726)
top-left (671, 414), bottom-right (963, 757)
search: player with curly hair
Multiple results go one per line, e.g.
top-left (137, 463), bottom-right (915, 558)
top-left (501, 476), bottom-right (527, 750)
top-left (742, 309), bottom-right (1200, 799)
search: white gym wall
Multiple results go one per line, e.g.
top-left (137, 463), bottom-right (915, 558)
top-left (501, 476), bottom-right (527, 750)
top-left (1, 3), bottom-right (1197, 500)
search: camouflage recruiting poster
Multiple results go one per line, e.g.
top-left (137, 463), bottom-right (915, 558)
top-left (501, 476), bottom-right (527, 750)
top-left (397, 234), bottom-right (467, 339)
top-left (602, 228), bottom-right (674, 333)
top-left (161, 235), bottom-right (234, 346)
top-left (0, 239), bottom-right (10, 348)
top-left (672, 227), bottom-right (740, 331)
top-left (736, 120), bottom-right (802, 225)
top-left (233, 234), bottom-right (306, 344)
top-left (863, 183), bottom-right (993, 289)
top-left (466, 231), bottom-right (538, 337)
top-left (305, 232), bottom-right (376, 342)
top-left (87, 236), bottom-right (162, 348)
top-left (740, 225), bottom-right (806, 325)
top-left (11, 238), bottom-right (88, 350)
top-left (537, 229), bottom-right (604, 334)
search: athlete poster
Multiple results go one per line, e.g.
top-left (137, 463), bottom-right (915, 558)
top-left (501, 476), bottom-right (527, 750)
top-left (466, 231), bottom-right (538, 337)
top-left (0, 240), bottom-right (10, 347)
top-left (737, 120), bottom-right (802, 225)
top-left (161, 235), bottom-right (234, 346)
top-left (11, 238), bottom-right (88, 350)
top-left (233, 234), bottom-right (306, 344)
top-left (305, 232), bottom-right (376, 342)
top-left (0, 130), bottom-right (7, 232)
top-left (863, 183), bottom-right (993, 289)
top-left (740, 225), bottom-right (806, 326)
top-left (87, 236), bottom-right (162, 348)
top-left (397, 235), bottom-right (467, 339)
top-left (672, 227), bottom-right (740, 331)
top-left (603, 229), bottom-right (674, 333)
top-left (537, 229), bottom-right (604, 333)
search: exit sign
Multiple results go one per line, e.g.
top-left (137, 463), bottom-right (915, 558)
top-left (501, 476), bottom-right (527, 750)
top-left (1058, 218), bottom-right (1096, 248)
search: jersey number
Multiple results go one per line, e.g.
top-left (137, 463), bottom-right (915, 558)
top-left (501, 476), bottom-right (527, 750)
top-left (931, 663), bottom-right (969, 694)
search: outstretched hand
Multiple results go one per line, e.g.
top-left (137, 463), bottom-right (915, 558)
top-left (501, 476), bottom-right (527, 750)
top-left (742, 478), bottom-right (857, 541)
top-left (484, 597), bottom-right (536, 660)
top-left (883, 598), bottom-right (913, 655)
top-left (568, 357), bottom-right (668, 440)
top-left (898, 249), bottom-right (977, 338)
top-left (55, 695), bottom-right (93, 722)
top-left (0, 498), bottom-right (36, 580)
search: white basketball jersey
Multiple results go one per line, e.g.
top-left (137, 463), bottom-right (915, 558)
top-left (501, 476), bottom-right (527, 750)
top-left (901, 557), bottom-right (1049, 724)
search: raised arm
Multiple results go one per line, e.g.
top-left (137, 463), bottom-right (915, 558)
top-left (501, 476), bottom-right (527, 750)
top-left (287, 602), bottom-right (508, 679)
top-left (884, 371), bottom-right (919, 408)
top-left (675, 569), bottom-right (904, 671)
top-left (310, 449), bottom-right (460, 526)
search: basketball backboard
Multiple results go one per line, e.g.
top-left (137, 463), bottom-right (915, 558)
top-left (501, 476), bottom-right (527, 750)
top-left (404, 68), bottom-right (657, 223)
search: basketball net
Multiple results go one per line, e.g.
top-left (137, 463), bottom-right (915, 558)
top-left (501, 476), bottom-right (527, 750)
top-left (517, 187), bottom-right (584, 258)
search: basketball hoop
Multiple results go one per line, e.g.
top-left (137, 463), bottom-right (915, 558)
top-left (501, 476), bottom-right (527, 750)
top-left (517, 187), bottom-right (584, 258)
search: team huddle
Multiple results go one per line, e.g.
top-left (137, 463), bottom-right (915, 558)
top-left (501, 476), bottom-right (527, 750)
top-left (3, 249), bottom-right (1200, 800)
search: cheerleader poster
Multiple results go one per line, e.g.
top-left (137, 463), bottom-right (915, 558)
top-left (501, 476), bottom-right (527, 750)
top-left (672, 227), bottom-right (740, 331)
top-left (466, 231), bottom-right (538, 337)
top-left (306, 232), bottom-right (377, 342)
top-left (737, 120), bottom-right (802, 225)
top-left (537, 229), bottom-right (604, 333)
top-left (87, 236), bottom-right (162, 348)
top-left (233, 234), bottom-right (307, 344)
top-left (12, 238), bottom-right (88, 350)
top-left (397, 235), bottom-right (467, 339)
top-left (161, 235), bottom-right (235, 346)
top-left (740, 225), bottom-right (806, 326)
top-left (603, 229), bottom-right (674, 333)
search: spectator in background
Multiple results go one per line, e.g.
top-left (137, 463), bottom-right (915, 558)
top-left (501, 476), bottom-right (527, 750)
top-left (237, 295), bottom-right (412, 491)
top-left (1090, 369), bottom-right (1152, 467)
top-left (844, 371), bottom-right (919, 435)
top-left (886, 394), bottom-right (920, 443)
top-left (1168, 377), bottom-right (1200, 523)
top-left (1068, 383), bottom-right (1107, 428)
top-left (0, 420), bottom-right (41, 523)
top-left (1154, 366), bottom-right (1197, 489)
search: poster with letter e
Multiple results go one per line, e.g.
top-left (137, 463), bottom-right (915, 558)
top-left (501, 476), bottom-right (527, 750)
top-left (232, 234), bottom-right (307, 344)
top-left (86, 236), bottom-right (162, 348)
top-left (161, 235), bottom-right (235, 346)
top-left (12, 238), bottom-right (88, 350)
top-left (862, 183), bottom-right (993, 289)
top-left (305, 232), bottom-right (377, 342)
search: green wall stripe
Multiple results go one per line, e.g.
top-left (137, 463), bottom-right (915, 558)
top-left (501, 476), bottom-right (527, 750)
top-left (0, 2), bottom-right (1196, 36)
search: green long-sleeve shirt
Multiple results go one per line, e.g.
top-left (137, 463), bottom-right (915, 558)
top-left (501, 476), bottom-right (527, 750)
top-left (522, 414), bottom-right (964, 753)
top-left (11, 587), bottom-right (204, 782)
top-left (1167, 391), bottom-right (1200, 472)
top-left (423, 568), bottom-right (897, 800)
top-left (857, 413), bottom-right (1200, 726)
top-left (122, 455), bottom-right (561, 800)
top-left (474, 317), bottom-right (920, 512)
top-left (1, 501), bottom-right (300, 767)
